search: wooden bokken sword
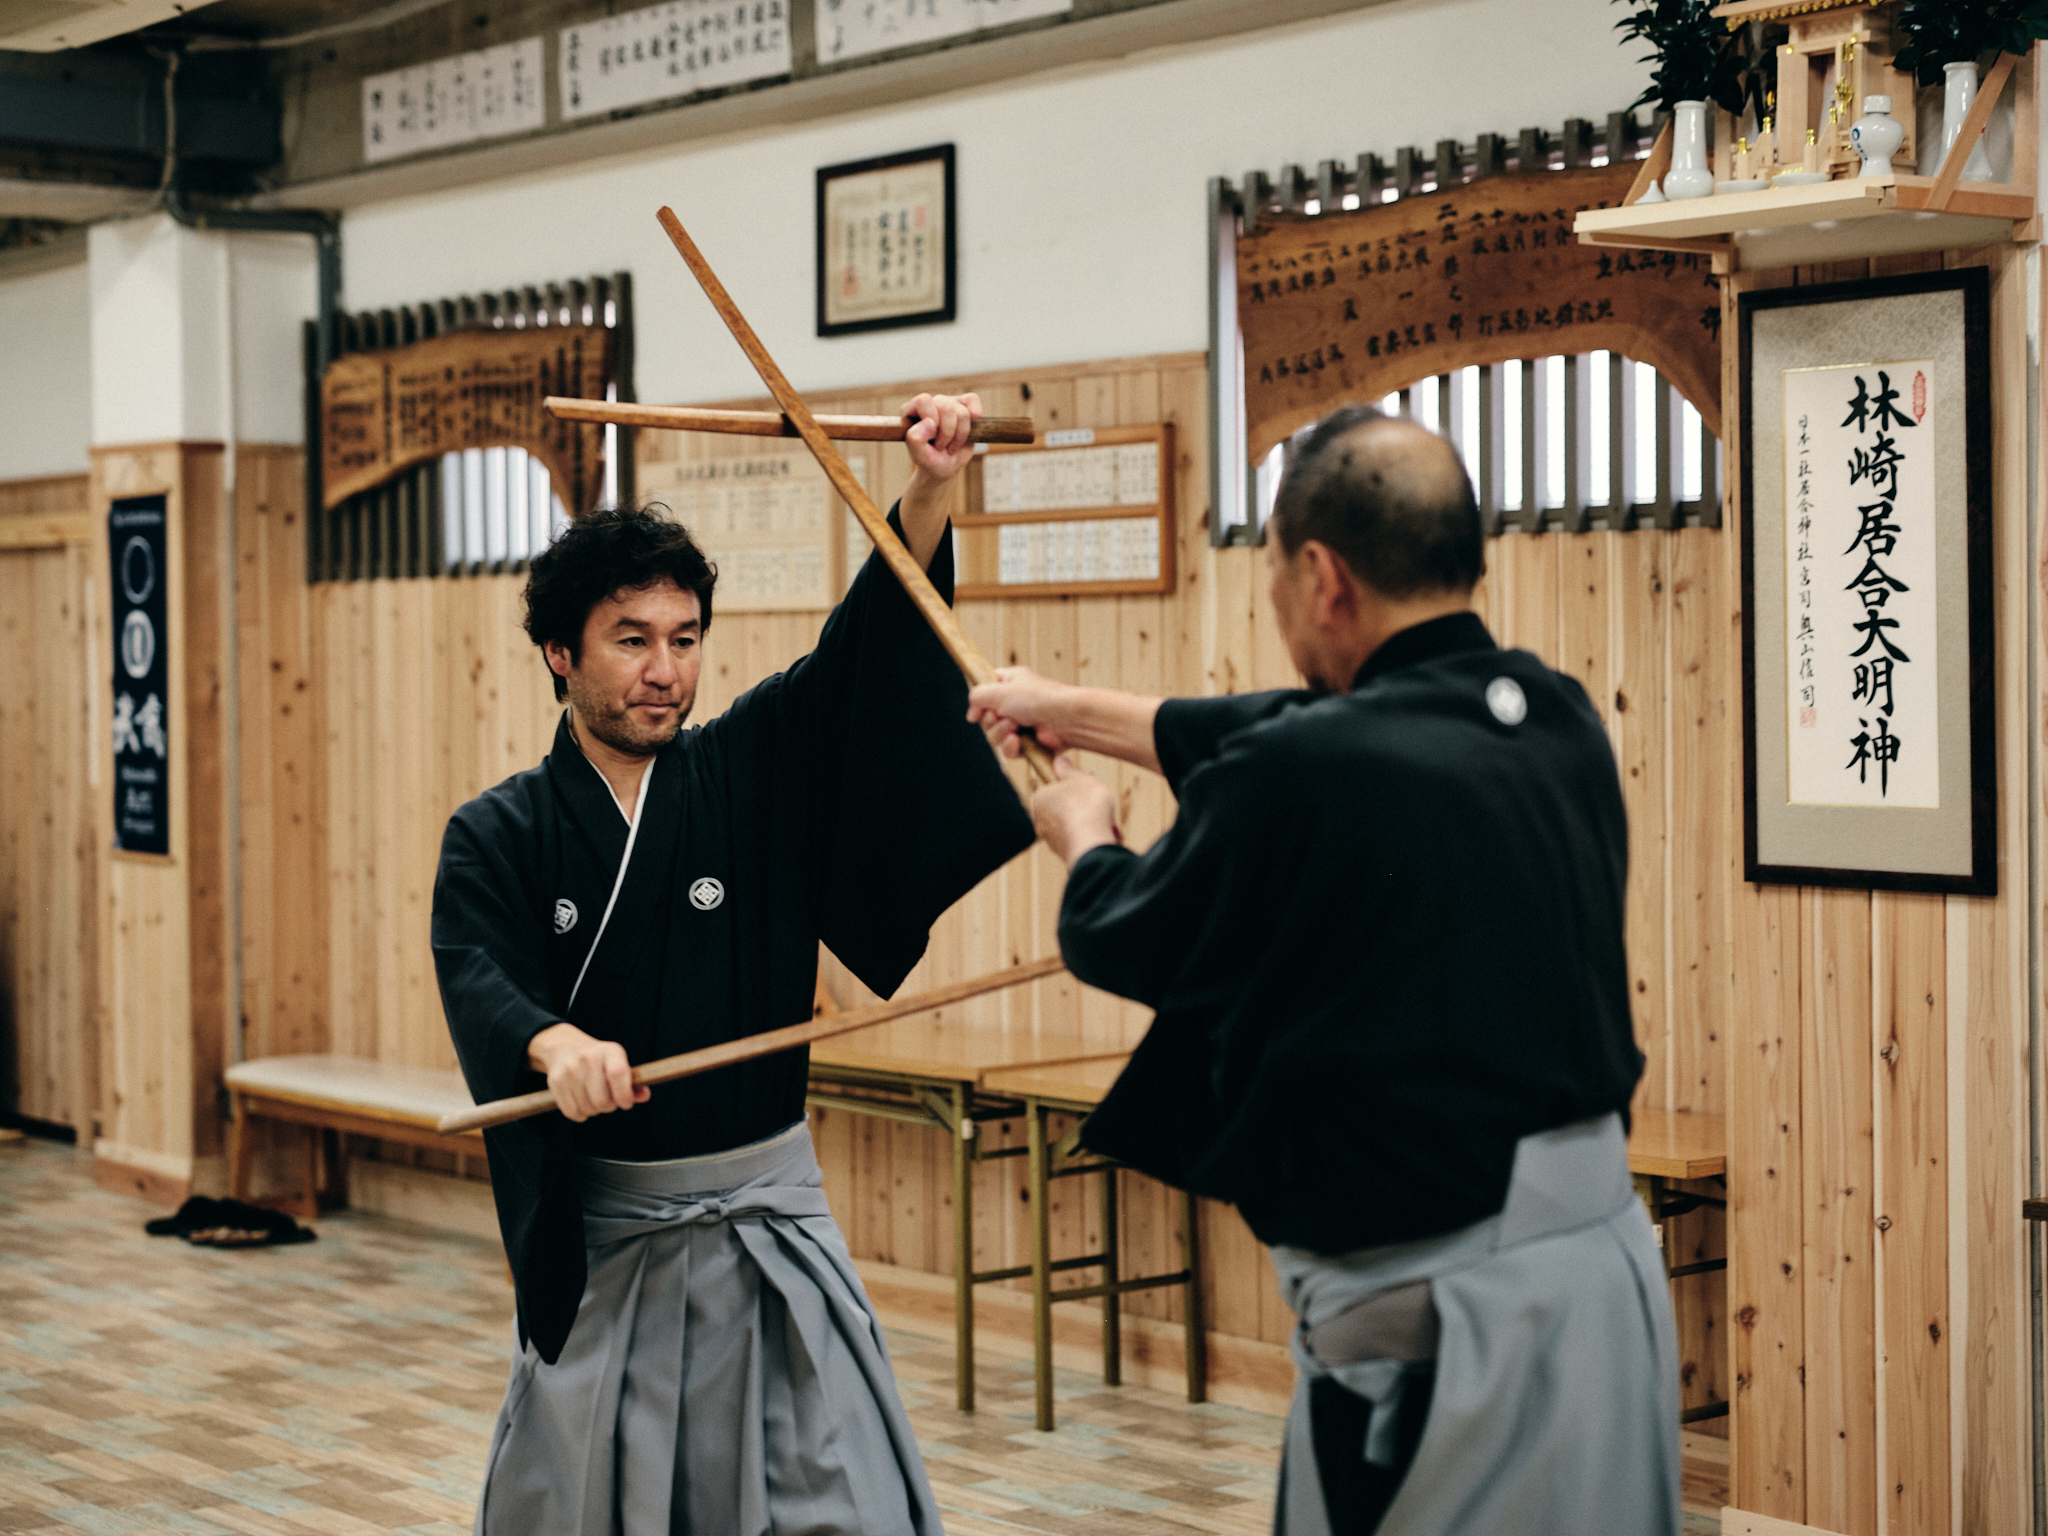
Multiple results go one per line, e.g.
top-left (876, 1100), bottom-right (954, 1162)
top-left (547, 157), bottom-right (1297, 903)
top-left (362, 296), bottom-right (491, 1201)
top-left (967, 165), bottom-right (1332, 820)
top-left (545, 397), bottom-right (1036, 445)
top-left (649, 205), bottom-right (1059, 787)
top-left (438, 955), bottom-right (1065, 1133)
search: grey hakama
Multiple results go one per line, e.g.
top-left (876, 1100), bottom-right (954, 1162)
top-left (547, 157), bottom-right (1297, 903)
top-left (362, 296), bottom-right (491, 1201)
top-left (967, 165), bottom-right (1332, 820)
top-left (1271, 1114), bottom-right (1680, 1536)
top-left (473, 1121), bottom-right (941, 1536)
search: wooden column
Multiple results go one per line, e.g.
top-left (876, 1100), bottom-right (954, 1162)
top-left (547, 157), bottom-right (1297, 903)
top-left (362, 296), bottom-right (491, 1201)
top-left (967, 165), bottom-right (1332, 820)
top-left (88, 441), bottom-right (231, 1205)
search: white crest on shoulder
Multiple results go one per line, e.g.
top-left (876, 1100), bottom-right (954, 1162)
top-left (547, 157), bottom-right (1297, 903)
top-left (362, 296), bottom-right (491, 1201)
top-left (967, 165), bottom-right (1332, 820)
top-left (554, 898), bottom-right (578, 934)
top-left (689, 876), bottom-right (725, 912)
top-left (1486, 676), bottom-right (1528, 727)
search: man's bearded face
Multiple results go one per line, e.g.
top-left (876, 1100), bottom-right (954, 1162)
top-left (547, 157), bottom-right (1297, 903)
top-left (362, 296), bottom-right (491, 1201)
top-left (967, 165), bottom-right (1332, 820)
top-left (551, 577), bottom-right (703, 756)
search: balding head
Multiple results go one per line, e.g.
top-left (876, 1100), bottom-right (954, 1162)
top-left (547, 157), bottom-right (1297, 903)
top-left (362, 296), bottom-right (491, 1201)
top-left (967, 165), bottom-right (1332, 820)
top-left (1270, 407), bottom-right (1484, 598)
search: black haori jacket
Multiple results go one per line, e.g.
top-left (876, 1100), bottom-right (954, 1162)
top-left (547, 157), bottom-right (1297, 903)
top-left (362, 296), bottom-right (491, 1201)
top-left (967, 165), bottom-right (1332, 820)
top-left (431, 514), bottom-right (1033, 1363)
top-left (1065, 613), bottom-right (1645, 1257)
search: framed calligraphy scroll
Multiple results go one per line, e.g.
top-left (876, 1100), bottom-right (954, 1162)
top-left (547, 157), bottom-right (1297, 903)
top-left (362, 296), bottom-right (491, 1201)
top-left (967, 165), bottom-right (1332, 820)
top-left (1738, 269), bottom-right (1993, 894)
top-left (816, 144), bottom-right (955, 337)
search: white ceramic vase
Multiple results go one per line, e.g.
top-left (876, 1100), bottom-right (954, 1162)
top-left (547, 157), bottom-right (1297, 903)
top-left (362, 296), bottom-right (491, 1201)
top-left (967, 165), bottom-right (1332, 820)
top-left (1849, 95), bottom-right (1905, 177)
top-left (1664, 100), bottom-right (1716, 200)
top-left (1941, 61), bottom-right (1996, 181)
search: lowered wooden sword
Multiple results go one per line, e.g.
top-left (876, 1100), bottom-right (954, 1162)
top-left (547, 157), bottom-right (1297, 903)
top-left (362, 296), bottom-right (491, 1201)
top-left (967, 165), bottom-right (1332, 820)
top-left (437, 955), bottom-right (1065, 1134)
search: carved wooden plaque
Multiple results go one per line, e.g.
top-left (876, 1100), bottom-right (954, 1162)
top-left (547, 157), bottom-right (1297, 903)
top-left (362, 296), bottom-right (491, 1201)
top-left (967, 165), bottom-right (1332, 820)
top-left (1236, 165), bottom-right (1723, 460)
top-left (319, 326), bottom-right (614, 513)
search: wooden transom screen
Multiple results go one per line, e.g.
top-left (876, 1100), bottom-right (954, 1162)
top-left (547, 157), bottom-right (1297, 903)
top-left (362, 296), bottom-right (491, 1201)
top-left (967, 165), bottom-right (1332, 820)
top-left (956, 424), bottom-right (1176, 600)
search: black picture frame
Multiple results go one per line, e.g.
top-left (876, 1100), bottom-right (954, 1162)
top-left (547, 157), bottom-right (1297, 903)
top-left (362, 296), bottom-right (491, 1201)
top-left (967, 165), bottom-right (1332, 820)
top-left (1737, 267), bottom-right (1995, 895)
top-left (815, 143), bottom-right (956, 338)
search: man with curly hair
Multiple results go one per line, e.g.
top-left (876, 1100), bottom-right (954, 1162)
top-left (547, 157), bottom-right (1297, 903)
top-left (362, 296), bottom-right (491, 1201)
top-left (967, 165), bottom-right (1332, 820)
top-left (432, 393), bottom-right (1033, 1535)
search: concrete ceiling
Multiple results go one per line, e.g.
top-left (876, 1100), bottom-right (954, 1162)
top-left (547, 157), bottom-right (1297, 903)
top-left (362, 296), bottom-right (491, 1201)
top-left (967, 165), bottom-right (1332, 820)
top-left (0, 0), bottom-right (227, 52)
top-left (0, 175), bottom-right (156, 219)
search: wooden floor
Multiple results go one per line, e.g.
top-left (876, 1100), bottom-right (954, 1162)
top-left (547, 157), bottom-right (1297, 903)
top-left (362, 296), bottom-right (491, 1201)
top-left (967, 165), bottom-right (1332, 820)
top-left (0, 1137), bottom-right (1726, 1534)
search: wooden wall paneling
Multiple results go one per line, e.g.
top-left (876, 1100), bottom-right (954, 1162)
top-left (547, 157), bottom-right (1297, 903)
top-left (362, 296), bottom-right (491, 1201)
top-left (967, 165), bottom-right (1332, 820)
top-left (1730, 881), bottom-right (1807, 1520)
top-left (1109, 364), bottom-right (1180, 1331)
top-left (233, 451), bottom-right (277, 1058)
top-left (43, 544), bottom-right (91, 1132)
top-left (1872, 891), bottom-right (1950, 1536)
top-left (1207, 537), bottom-right (1256, 701)
top-left (233, 448), bottom-right (330, 1192)
top-left (1556, 531), bottom-right (1608, 714)
top-left (1612, 531), bottom-right (1670, 1112)
top-left (324, 578), bottom-right (371, 1061)
top-left (180, 448), bottom-right (232, 1166)
top-left (0, 476), bottom-right (95, 1133)
top-left (1502, 531), bottom-right (1564, 665)
top-left (367, 578), bottom-right (403, 1066)
top-left (1667, 526), bottom-right (1730, 1117)
top-left (1668, 525), bottom-right (1732, 1427)
top-left (1950, 241), bottom-right (2032, 1536)
top-left (1801, 888), bottom-right (1878, 1536)
top-left (1160, 364), bottom-right (1213, 704)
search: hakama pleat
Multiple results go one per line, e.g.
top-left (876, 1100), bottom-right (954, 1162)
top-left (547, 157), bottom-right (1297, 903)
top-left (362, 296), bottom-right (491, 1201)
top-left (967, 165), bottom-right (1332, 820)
top-left (1272, 1114), bottom-right (1681, 1536)
top-left (474, 1120), bottom-right (941, 1536)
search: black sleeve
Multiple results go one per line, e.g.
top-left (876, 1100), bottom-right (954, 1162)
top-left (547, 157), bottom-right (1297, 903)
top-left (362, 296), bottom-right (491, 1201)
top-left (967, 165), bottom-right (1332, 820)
top-left (1058, 737), bottom-right (1297, 1009)
top-left (1154, 691), bottom-right (1311, 792)
top-left (431, 804), bottom-right (561, 1106)
top-left (716, 506), bottom-right (1036, 998)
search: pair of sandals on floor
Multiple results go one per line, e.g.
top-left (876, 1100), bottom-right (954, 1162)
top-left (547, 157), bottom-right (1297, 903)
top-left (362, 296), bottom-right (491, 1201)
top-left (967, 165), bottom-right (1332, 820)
top-left (145, 1195), bottom-right (317, 1247)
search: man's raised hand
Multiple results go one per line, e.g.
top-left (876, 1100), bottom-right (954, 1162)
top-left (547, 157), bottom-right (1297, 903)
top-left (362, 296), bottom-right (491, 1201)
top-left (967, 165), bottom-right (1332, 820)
top-left (898, 391), bottom-right (983, 568)
top-left (526, 1022), bottom-right (651, 1122)
top-left (901, 392), bottom-right (982, 481)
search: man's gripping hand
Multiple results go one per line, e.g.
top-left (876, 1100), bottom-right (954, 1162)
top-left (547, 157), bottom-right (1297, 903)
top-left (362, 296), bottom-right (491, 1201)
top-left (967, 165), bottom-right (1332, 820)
top-left (1032, 756), bottom-right (1122, 867)
top-left (526, 1023), bottom-right (651, 1122)
top-left (968, 666), bottom-right (1077, 760)
top-left (969, 667), bottom-right (1164, 774)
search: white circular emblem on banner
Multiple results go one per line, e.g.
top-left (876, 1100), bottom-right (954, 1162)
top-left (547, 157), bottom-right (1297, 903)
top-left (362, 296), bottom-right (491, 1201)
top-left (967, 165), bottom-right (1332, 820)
top-left (120, 535), bottom-right (155, 604)
top-left (553, 899), bottom-right (578, 934)
top-left (120, 610), bottom-right (156, 679)
top-left (1486, 676), bottom-right (1528, 727)
top-left (689, 877), bottom-right (725, 911)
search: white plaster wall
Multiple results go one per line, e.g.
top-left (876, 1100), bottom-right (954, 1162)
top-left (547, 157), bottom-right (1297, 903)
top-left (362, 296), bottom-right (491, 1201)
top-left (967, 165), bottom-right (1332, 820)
top-left (229, 234), bottom-right (319, 445)
top-left (89, 215), bottom-right (230, 446)
top-left (0, 259), bottom-right (92, 478)
top-left (342, 0), bottom-right (1653, 404)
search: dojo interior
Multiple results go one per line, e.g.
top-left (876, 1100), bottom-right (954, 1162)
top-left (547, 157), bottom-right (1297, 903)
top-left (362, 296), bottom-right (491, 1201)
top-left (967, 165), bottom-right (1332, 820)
top-left (0, 0), bottom-right (2043, 1531)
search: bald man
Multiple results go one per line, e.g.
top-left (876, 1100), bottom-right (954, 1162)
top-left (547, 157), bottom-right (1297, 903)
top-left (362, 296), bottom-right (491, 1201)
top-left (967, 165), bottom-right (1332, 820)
top-left (969, 407), bottom-right (1679, 1536)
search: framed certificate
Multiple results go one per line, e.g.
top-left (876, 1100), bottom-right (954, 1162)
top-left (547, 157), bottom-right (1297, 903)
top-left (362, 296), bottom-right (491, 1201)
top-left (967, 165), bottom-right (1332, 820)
top-left (815, 144), bottom-right (955, 337)
top-left (1738, 268), bottom-right (1994, 894)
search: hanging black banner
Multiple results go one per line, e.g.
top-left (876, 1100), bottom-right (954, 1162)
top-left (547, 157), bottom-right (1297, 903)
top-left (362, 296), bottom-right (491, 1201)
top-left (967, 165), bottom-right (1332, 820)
top-left (109, 494), bottom-right (170, 856)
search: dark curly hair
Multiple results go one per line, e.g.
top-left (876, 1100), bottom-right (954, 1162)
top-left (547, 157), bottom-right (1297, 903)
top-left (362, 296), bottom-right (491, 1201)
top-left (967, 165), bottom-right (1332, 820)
top-left (523, 505), bottom-right (718, 701)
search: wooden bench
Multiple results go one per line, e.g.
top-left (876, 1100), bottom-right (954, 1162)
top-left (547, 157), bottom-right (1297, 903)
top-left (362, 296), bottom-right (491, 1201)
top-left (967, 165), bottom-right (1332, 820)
top-left (224, 1055), bottom-right (481, 1218)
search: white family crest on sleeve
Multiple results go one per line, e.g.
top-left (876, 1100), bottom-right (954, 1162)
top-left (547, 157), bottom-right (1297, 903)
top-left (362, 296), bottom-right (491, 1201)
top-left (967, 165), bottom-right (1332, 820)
top-left (689, 877), bottom-right (726, 912)
top-left (554, 899), bottom-right (579, 934)
top-left (1486, 676), bottom-right (1528, 727)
